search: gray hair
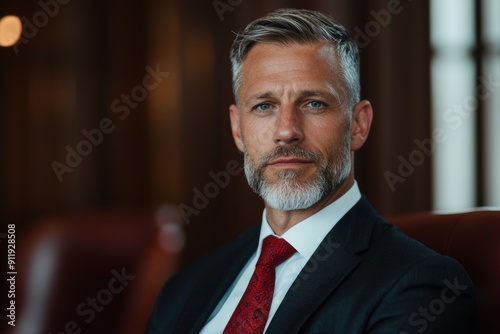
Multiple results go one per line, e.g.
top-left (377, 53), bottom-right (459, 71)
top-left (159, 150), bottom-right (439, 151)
top-left (230, 8), bottom-right (360, 108)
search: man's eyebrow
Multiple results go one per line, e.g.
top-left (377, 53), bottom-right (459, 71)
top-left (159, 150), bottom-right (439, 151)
top-left (247, 90), bottom-right (340, 101)
top-left (247, 92), bottom-right (274, 101)
top-left (298, 90), bottom-right (339, 100)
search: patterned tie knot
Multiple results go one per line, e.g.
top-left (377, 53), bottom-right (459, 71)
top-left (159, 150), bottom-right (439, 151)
top-left (257, 235), bottom-right (296, 269)
top-left (223, 235), bottom-right (296, 333)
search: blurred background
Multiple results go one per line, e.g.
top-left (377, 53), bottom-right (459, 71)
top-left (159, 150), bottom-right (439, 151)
top-left (0, 0), bottom-right (499, 333)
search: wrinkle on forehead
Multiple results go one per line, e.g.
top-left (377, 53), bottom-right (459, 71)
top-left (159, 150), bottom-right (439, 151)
top-left (238, 42), bottom-right (346, 108)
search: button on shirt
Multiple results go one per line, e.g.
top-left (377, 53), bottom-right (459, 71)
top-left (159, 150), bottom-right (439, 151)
top-left (200, 182), bottom-right (361, 333)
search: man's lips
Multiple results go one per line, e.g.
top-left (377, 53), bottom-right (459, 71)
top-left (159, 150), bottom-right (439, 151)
top-left (267, 157), bottom-right (313, 167)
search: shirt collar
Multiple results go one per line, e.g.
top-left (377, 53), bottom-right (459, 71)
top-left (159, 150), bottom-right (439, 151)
top-left (257, 181), bottom-right (361, 260)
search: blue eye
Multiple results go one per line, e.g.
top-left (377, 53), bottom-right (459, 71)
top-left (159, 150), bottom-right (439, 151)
top-left (258, 104), bottom-right (271, 110)
top-left (307, 101), bottom-right (324, 108)
top-left (255, 104), bottom-right (272, 111)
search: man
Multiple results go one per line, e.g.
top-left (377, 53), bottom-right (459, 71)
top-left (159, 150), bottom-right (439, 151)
top-left (146, 9), bottom-right (476, 333)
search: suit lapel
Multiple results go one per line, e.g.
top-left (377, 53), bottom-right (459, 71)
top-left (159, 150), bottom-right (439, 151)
top-left (174, 226), bottom-right (260, 333)
top-left (267, 196), bottom-right (378, 334)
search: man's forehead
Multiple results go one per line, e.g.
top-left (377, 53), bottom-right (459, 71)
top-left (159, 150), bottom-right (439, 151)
top-left (238, 42), bottom-right (343, 101)
top-left (239, 42), bottom-right (341, 83)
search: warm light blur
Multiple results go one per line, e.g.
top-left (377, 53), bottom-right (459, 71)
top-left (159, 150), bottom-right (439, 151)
top-left (0, 15), bottom-right (22, 47)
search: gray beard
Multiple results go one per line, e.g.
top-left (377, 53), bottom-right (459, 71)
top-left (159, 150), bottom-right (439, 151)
top-left (243, 143), bottom-right (351, 211)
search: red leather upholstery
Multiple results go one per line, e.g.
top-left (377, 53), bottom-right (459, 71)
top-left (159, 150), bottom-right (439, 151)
top-left (9, 209), bottom-right (183, 334)
top-left (388, 210), bottom-right (500, 334)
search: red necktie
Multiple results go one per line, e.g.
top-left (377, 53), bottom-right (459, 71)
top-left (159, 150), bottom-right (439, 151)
top-left (223, 235), bottom-right (296, 334)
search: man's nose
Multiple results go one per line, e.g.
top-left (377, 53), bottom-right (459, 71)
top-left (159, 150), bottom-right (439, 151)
top-left (273, 104), bottom-right (304, 145)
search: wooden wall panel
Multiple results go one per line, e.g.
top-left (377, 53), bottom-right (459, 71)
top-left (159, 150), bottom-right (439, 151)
top-left (1, 0), bottom-right (432, 267)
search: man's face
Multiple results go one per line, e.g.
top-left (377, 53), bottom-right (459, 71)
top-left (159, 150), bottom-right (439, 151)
top-left (229, 42), bottom-right (354, 211)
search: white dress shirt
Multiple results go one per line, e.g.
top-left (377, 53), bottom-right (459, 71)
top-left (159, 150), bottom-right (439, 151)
top-left (200, 182), bottom-right (361, 333)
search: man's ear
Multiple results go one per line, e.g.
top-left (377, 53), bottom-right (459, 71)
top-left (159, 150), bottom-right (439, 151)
top-left (229, 104), bottom-right (245, 152)
top-left (350, 100), bottom-right (373, 151)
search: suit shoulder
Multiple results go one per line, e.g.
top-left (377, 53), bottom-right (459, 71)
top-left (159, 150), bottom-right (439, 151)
top-left (368, 220), bottom-right (472, 284)
top-left (155, 224), bottom-right (260, 298)
top-left (146, 225), bottom-right (259, 333)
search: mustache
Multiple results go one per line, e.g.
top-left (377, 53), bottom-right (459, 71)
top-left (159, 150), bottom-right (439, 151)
top-left (257, 146), bottom-right (322, 168)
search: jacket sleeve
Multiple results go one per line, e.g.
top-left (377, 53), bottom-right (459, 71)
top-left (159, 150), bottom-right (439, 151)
top-left (366, 255), bottom-right (477, 334)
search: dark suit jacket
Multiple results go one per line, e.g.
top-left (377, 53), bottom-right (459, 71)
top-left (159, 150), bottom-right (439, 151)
top-left (146, 196), bottom-right (476, 333)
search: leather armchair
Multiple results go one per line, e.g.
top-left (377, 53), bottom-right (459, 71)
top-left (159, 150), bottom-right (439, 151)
top-left (388, 210), bottom-right (500, 334)
top-left (9, 209), bottom-right (183, 334)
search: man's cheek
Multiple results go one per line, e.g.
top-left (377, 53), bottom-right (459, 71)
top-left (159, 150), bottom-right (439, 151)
top-left (247, 121), bottom-right (274, 147)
